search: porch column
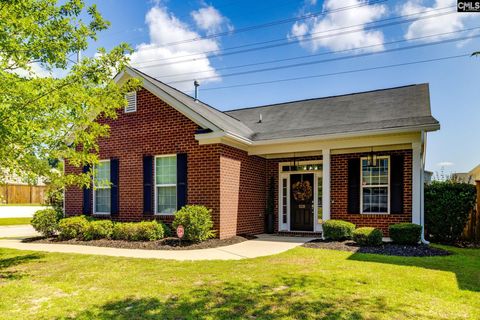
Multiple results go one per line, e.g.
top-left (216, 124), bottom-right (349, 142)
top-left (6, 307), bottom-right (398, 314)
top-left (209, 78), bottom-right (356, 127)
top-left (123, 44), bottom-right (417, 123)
top-left (322, 149), bottom-right (331, 222)
top-left (412, 142), bottom-right (421, 225)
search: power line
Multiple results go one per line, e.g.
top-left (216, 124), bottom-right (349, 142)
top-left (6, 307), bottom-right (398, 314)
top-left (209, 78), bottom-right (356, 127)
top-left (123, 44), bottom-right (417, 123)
top-left (151, 27), bottom-right (480, 80)
top-left (132, 6), bottom-right (455, 66)
top-left (197, 54), bottom-right (469, 92)
top-left (166, 33), bottom-right (480, 84)
top-left (145, 0), bottom-right (388, 48)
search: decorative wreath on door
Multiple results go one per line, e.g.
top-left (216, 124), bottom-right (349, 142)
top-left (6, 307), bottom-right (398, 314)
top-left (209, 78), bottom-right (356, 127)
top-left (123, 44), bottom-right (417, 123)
top-left (292, 180), bottom-right (313, 202)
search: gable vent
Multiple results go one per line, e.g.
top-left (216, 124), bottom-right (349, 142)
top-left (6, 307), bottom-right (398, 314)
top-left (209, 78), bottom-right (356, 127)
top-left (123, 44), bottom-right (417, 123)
top-left (125, 92), bottom-right (137, 113)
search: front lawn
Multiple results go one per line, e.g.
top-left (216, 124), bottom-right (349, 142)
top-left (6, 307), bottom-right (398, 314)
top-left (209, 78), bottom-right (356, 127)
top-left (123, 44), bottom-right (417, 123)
top-left (0, 218), bottom-right (32, 226)
top-left (0, 245), bottom-right (479, 319)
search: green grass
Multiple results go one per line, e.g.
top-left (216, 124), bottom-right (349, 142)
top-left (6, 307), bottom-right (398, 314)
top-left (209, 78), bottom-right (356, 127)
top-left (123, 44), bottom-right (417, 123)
top-left (0, 218), bottom-right (32, 226)
top-left (0, 245), bottom-right (479, 319)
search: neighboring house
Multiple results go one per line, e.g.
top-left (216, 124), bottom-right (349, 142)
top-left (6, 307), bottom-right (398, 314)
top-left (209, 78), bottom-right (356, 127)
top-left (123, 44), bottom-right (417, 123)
top-left (453, 165), bottom-right (480, 184)
top-left (64, 67), bottom-right (440, 239)
top-left (424, 170), bottom-right (433, 184)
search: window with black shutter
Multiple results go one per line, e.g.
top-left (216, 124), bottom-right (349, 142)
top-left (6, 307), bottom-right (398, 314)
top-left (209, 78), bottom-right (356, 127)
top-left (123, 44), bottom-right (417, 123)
top-left (348, 158), bottom-right (361, 214)
top-left (390, 155), bottom-right (404, 214)
top-left (177, 153), bottom-right (188, 210)
top-left (110, 158), bottom-right (119, 215)
top-left (82, 165), bottom-right (92, 215)
top-left (143, 155), bottom-right (154, 215)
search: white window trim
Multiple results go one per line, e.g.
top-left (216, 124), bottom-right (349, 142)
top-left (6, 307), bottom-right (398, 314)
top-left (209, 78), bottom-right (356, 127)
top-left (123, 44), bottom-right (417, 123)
top-left (125, 92), bottom-right (137, 113)
top-left (93, 159), bottom-right (111, 215)
top-left (154, 154), bottom-right (177, 216)
top-left (360, 156), bottom-right (390, 215)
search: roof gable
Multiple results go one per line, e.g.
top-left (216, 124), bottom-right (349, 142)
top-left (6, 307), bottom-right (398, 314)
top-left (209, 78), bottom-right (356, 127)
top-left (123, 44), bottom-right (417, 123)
top-left (115, 67), bottom-right (254, 139)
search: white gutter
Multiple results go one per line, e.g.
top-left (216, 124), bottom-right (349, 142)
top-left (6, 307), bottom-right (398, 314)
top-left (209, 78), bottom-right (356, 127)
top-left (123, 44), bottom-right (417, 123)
top-left (420, 130), bottom-right (429, 244)
top-left (195, 123), bottom-right (440, 147)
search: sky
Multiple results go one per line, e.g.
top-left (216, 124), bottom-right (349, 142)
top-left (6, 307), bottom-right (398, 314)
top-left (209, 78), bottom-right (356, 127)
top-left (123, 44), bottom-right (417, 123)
top-left (77, 0), bottom-right (480, 174)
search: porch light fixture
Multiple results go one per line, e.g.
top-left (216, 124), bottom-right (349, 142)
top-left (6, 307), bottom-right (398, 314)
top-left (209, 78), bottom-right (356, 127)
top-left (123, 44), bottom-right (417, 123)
top-left (367, 147), bottom-right (378, 167)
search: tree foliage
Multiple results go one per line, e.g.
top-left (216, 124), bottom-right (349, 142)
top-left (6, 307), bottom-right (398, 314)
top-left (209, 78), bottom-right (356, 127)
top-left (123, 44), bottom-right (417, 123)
top-left (425, 181), bottom-right (477, 243)
top-left (0, 0), bottom-right (139, 188)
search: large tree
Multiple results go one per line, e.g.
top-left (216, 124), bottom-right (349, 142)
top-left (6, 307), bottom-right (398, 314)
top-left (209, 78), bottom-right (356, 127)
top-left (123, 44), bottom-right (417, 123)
top-left (0, 0), bottom-right (138, 188)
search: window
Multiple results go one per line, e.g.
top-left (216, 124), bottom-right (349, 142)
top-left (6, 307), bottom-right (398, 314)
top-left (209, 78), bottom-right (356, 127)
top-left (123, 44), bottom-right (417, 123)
top-left (282, 178), bottom-right (287, 224)
top-left (94, 160), bottom-right (111, 214)
top-left (155, 155), bottom-right (177, 214)
top-left (361, 157), bottom-right (389, 214)
top-left (125, 92), bottom-right (137, 113)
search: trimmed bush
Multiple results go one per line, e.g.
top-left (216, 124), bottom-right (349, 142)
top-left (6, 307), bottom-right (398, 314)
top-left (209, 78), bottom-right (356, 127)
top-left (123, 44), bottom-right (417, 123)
top-left (112, 221), bottom-right (165, 241)
top-left (83, 220), bottom-right (114, 241)
top-left (58, 216), bottom-right (89, 240)
top-left (323, 220), bottom-right (355, 240)
top-left (353, 227), bottom-right (383, 246)
top-left (425, 181), bottom-right (476, 243)
top-left (389, 223), bottom-right (421, 245)
top-left (172, 205), bottom-right (215, 242)
top-left (31, 208), bottom-right (61, 237)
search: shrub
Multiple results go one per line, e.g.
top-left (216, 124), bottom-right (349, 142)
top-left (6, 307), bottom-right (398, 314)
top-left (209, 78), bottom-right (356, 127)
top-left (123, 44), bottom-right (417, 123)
top-left (112, 221), bottom-right (165, 241)
top-left (389, 223), bottom-right (421, 245)
top-left (425, 181), bottom-right (476, 243)
top-left (58, 216), bottom-right (89, 240)
top-left (172, 205), bottom-right (215, 242)
top-left (31, 208), bottom-right (61, 237)
top-left (323, 220), bottom-right (355, 240)
top-left (83, 220), bottom-right (114, 241)
top-left (353, 227), bottom-right (383, 246)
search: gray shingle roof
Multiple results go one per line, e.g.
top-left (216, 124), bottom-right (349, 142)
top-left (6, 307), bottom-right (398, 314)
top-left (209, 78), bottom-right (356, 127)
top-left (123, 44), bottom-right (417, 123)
top-left (129, 68), bottom-right (438, 142)
top-left (224, 84), bottom-right (439, 141)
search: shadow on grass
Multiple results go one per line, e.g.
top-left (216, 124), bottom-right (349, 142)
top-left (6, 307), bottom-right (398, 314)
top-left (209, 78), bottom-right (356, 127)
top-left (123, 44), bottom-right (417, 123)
top-left (68, 275), bottom-right (425, 320)
top-left (0, 252), bottom-right (43, 280)
top-left (347, 246), bottom-right (480, 292)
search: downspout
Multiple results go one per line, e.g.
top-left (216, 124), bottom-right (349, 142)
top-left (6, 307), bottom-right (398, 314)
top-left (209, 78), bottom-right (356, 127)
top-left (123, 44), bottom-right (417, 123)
top-left (420, 131), bottom-right (429, 244)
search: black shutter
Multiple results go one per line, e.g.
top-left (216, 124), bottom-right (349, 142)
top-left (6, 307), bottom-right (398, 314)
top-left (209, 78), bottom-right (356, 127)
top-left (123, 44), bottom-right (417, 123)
top-left (82, 165), bottom-right (92, 215)
top-left (177, 153), bottom-right (188, 210)
top-left (110, 158), bottom-right (119, 215)
top-left (390, 155), bottom-right (404, 214)
top-left (347, 158), bottom-right (361, 214)
top-left (143, 155), bottom-right (154, 215)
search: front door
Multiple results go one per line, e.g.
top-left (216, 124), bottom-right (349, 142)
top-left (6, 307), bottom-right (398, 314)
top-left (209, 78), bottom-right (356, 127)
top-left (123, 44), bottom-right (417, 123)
top-left (290, 173), bottom-right (314, 231)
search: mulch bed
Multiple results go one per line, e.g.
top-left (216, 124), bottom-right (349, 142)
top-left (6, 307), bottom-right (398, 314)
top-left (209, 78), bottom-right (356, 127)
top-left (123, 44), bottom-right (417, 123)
top-left (302, 239), bottom-right (451, 257)
top-left (25, 235), bottom-right (256, 250)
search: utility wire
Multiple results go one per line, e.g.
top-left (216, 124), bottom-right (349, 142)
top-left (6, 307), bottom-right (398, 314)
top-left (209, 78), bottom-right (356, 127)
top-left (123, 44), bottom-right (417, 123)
top-left (166, 33), bottom-right (480, 84)
top-left (131, 5), bottom-right (455, 66)
top-left (197, 54), bottom-right (469, 92)
top-left (145, 0), bottom-right (388, 48)
top-left (151, 27), bottom-right (480, 80)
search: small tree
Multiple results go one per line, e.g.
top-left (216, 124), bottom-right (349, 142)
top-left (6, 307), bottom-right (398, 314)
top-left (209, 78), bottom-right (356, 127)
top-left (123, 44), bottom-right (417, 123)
top-left (425, 181), bottom-right (476, 243)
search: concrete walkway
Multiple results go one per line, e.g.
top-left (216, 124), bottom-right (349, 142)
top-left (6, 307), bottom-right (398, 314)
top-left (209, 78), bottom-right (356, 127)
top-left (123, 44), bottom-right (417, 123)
top-left (0, 225), bottom-right (40, 239)
top-left (0, 234), bottom-right (316, 261)
top-left (0, 205), bottom-right (47, 218)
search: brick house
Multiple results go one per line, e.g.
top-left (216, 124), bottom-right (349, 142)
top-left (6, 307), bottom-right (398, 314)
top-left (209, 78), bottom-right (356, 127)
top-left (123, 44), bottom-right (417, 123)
top-left (64, 67), bottom-right (440, 239)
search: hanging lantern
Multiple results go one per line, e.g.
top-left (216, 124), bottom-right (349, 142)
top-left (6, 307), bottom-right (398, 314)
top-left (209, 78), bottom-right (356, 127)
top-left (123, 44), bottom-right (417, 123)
top-left (367, 147), bottom-right (378, 167)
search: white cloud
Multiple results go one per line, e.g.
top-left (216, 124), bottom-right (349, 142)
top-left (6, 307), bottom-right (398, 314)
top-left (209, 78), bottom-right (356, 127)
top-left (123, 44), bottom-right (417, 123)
top-left (437, 161), bottom-right (454, 167)
top-left (12, 62), bottom-right (51, 78)
top-left (191, 6), bottom-right (232, 35)
top-left (287, 0), bottom-right (387, 52)
top-left (129, 5), bottom-right (222, 91)
top-left (401, 0), bottom-right (473, 41)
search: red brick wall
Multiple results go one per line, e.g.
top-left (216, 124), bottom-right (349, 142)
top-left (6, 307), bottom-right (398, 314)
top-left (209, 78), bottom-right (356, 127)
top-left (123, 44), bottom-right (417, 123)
top-left (220, 145), bottom-right (266, 238)
top-left (65, 88), bottom-right (223, 232)
top-left (330, 149), bottom-right (413, 235)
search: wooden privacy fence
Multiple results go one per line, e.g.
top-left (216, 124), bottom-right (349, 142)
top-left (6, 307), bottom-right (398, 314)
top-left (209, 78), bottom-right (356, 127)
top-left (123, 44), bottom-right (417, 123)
top-left (463, 181), bottom-right (480, 242)
top-left (0, 184), bottom-right (48, 205)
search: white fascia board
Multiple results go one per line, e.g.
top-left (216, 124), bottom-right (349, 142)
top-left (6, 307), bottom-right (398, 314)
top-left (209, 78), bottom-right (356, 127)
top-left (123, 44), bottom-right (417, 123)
top-left (251, 124), bottom-right (440, 146)
top-left (196, 125), bottom-right (435, 156)
top-left (115, 69), bottom-right (221, 132)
